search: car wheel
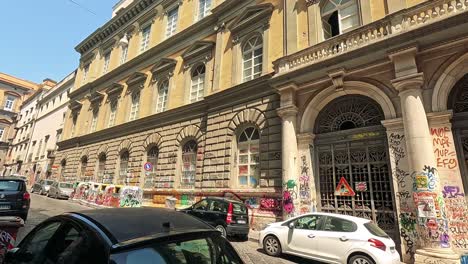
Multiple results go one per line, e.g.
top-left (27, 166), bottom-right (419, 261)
top-left (348, 254), bottom-right (375, 264)
top-left (263, 235), bottom-right (281, 257)
top-left (215, 225), bottom-right (227, 238)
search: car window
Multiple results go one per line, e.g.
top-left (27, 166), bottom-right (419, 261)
top-left (322, 217), bottom-right (357, 232)
top-left (293, 215), bottom-right (322, 230)
top-left (110, 236), bottom-right (242, 264)
top-left (59, 183), bottom-right (73, 188)
top-left (43, 224), bottom-right (90, 264)
top-left (44, 180), bottom-right (53, 185)
top-left (13, 222), bottom-right (62, 264)
top-left (0, 180), bottom-right (21, 191)
top-left (193, 200), bottom-right (209, 211)
top-left (209, 201), bottom-right (227, 213)
top-left (364, 222), bottom-right (389, 238)
top-left (232, 203), bottom-right (247, 214)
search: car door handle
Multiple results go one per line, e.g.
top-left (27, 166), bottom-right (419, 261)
top-left (339, 236), bottom-right (348, 242)
top-left (307, 234), bottom-right (315, 238)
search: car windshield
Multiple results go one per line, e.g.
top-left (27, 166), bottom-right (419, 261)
top-left (44, 180), bottom-right (54, 185)
top-left (232, 203), bottom-right (247, 214)
top-left (59, 183), bottom-right (73, 188)
top-left (364, 222), bottom-right (389, 238)
top-left (0, 180), bottom-right (21, 191)
top-left (110, 235), bottom-right (242, 264)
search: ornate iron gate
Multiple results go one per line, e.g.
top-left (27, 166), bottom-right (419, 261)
top-left (314, 95), bottom-right (398, 241)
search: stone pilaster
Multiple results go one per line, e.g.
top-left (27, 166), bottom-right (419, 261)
top-left (297, 133), bottom-right (317, 214)
top-left (390, 47), bottom-right (460, 263)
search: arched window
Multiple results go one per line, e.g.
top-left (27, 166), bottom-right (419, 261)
top-left (156, 80), bottom-right (169, 113)
top-left (237, 127), bottom-right (260, 188)
top-left (80, 156), bottom-right (88, 179)
top-left (321, 0), bottom-right (360, 39)
top-left (190, 64), bottom-right (205, 103)
top-left (129, 91), bottom-right (140, 121)
top-left (181, 140), bottom-right (197, 188)
top-left (98, 153), bottom-right (106, 182)
top-left (119, 151), bottom-right (129, 180)
top-left (147, 146), bottom-right (158, 174)
top-left (242, 35), bottom-right (263, 82)
top-left (108, 100), bottom-right (118, 128)
top-left (90, 108), bottom-right (99, 132)
top-left (60, 159), bottom-right (67, 178)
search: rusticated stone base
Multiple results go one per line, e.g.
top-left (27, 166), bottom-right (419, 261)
top-left (414, 248), bottom-right (460, 264)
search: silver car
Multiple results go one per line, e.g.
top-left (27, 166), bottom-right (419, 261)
top-left (48, 181), bottom-right (74, 199)
top-left (31, 179), bottom-right (54, 195)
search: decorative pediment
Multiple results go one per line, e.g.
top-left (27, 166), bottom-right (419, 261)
top-left (161, 0), bottom-right (182, 9)
top-left (68, 100), bottom-right (83, 111)
top-left (228, 4), bottom-right (273, 34)
top-left (182, 41), bottom-right (214, 63)
top-left (79, 50), bottom-right (97, 66)
top-left (151, 58), bottom-right (177, 79)
top-left (87, 91), bottom-right (105, 105)
top-left (126, 72), bottom-right (147, 88)
top-left (106, 83), bottom-right (124, 98)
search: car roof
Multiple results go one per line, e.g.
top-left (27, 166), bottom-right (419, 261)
top-left (299, 212), bottom-right (371, 224)
top-left (69, 208), bottom-right (215, 244)
top-left (208, 197), bottom-right (245, 204)
top-left (0, 178), bottom-right (26, 182)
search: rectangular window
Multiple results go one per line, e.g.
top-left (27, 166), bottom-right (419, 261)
top-left (103, 53), bottom-right (111, 73)
top-left (198, 0), bottom-right (212, 20)
top-left (108, 100), bottom-right (118, 127)
top-left (129, 91), bottom-right (140, 121)
top-left (0, 128), bottom-right (4, 141)
top-left (156, 81), bottom-right (169, 113)
top-left (82, 64), bottom-right (90, 84)
top-left (140, 25), bottom-right (151, 53)
top-left (120, 45), bottom-right (128, 65)
top-left (4, 96), bottom-right (15, 111)
top-left (71, 114), bottom-right (78, 137)
top-left (166, 8), bottom-right (178, 38)
top-left (90, 109), bottom-right (98, 132)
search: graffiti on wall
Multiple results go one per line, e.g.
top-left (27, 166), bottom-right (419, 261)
top-left (119, 186), bottom-right (143, 207)
top-left (298, 155), bottom-right (313, 214)
top-left (389, 133), bottom-right (409, 188)
top-left (431, 127), bottom-right (458, 170)
top-left (283, 179), bottom-right (297, 216)
top-left (444, 191), bottom-right (468, 249)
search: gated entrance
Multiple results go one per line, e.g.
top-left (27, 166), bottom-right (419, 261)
top-left (314, 95), bottom-right (399, 241)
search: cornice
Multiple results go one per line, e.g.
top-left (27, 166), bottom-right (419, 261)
top-left (227, 3), bottom-right (273, 34)
top-left (58, 74), bottom-right (275, 150)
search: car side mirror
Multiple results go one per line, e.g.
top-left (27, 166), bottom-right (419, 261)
top-left (288, 222), bottom-right (295, 229)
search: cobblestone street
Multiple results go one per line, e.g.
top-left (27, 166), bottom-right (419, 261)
top-left (16, 194), bottom-right (316, 263)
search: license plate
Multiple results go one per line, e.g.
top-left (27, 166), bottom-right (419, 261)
top-left (237, 220), bottom-right (246, 224)
top-left (0, 205), bottom-right (10, 210)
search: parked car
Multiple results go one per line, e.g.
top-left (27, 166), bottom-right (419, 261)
top-left (0, 178), bottom-right (30, 221)
top-left (260, 212), bottom-right (401, 264)
top-left (48, 181), bottom-right (74, 199)
top-left (31, 179), bottom-right (54, 195)
top-left (178, 197), bottom-right (249, 239)
top-left (4, 208), bottom-right (243, 264)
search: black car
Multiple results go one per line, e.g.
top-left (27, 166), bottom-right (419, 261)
top-left (179, 197), bottom-right (249, 239)
top-left (5, 208), bottom-right (243, 264)
top-left (0, 178), bottom-right (30, 221)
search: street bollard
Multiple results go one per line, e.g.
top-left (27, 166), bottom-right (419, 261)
top-left (0, 217), bottom-right (24, 264)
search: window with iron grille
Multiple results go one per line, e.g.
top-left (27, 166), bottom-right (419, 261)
top-left (181, 140), bottom-right (197, 188)
top-left (237, 127), bottom-right (260, 188)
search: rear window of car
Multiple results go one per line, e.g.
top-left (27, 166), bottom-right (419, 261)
top-left (59, 183), bottom-right (73, 188)
top-left (232, 203), bottom-right (247, 214)
top-left (110, 235), bottom-right (242, 264)
top-left (364, 222), bottom-right (389, 238)
top-left (0, 180), bottom-right (22, 191)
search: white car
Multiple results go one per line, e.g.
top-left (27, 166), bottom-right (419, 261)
top-left (259, 212), bottom-right (401, 264)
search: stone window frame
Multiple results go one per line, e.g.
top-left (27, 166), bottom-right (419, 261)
top-left (151, 58), bottom-right (177, 115)
top-left (139, 22), bottom-right (152, 54)
top-left (87, 91), bottom-right (105, 133)
top-left (178, 138), bottom-right (198, 189)
top-left (306, 0), bottom-right (371, 45)
top-left (0, 127), bottom-right (4, 141)
top-left (195, 0), bottom-right (212, 21)
top-left (181, 41), bottom-right (215, 104)
top-left (97, 152), bottom-right (107, 183)
top-left (233, 124), bottom-right (261, 189)
top-left (80, 155), bottom-right (88, 179)
top-left (105, 83), bottom-right (124, 128)
top-left (162, 1), bottom-right (182, 39)
top-left (142, 132), bottom-right (163, 188)
top-left (125, 72), bottom-right (147, 122)
top-left (228, 3), bottom-right (273, 85)
top-left (118, 150), bottom-right (130, 182)
top-left (175, 125), bottom-right (204, 189)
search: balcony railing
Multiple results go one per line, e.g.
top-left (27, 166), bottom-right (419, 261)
top-left (275, 0), bottom-right (468, 74)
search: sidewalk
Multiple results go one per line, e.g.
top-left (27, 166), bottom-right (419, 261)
top-left (248, 230), bottom-right (260, 243)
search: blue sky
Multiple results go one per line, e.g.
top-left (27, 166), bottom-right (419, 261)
top-left (0, 0), bottom-right (116, 84)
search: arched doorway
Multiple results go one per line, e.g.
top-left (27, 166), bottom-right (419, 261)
top-left (314, 95), bottom-right (398, 240)
top-left (448, 73), bottom-right (468, 195)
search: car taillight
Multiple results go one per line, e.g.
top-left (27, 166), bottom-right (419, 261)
top-left (368, 238), bottom-right (386, 251)
top-left (226, 202), bottom-right (233, 224)
top-left (23, 192), bottom-right (30, 200)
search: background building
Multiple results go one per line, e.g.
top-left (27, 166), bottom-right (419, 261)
top-left (5, 79), bottom-right (56, 176)
top-left (0, 72), bottom-right (39, 175)
top-left (22, 71), bottom-right (75, 184)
